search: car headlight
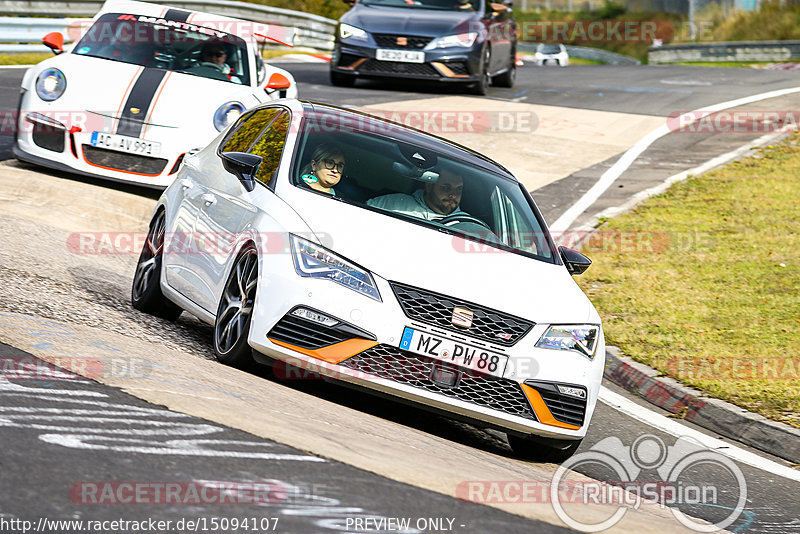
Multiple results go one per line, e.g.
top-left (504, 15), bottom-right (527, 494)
top-left (339, 23), bottom-right (368, 41)
top-left (535, 325), bottom-right (600, 358)
top-left (213, 101), bottom-right (245, 132)
top-left (35, 68), bottom-right (66, 102)
top-left (425, 32), bottom-right (478, 50)
top-left (290, 234), bottom-right (381, 301)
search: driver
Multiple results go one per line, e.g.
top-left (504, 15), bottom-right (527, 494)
top-left (190, 42), bottom-right (241, 83)
top-left (366, 168), bottom-right (468, 220)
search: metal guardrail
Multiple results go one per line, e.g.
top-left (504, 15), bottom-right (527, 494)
top-left (518, 43), bottom-right (640, 66)
top-left (0, 0), bottom-right (337, 51)
top-left (649, 41), bottom-right (800, 64)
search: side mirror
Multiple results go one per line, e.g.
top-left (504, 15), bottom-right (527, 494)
top-left (266, 72), bottom-right (292, 91)
top-left (559, 246), bottom-right (592, 275)
top-left (220, 151), bottom-right (262, 192)
top-left (342, 0), bottom-right (356, 5)
top-left (43, 32), bottom-right (64, 55)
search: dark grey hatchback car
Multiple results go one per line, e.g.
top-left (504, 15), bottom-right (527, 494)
top-left (330, 0), bottom-right (516, 94)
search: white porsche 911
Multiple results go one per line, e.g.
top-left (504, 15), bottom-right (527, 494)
top-left (14, 0), bottom-right (298, 188)
top-left (131, 100), bottom-right (604, 461)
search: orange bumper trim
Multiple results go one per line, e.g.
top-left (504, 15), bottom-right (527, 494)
top-left (268, 337), bottom-right (377, 364)
top-left (521, 383), bottom-right (581, 430)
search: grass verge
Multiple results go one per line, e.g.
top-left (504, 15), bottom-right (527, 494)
top-left (576, 133), bottom-right (800, 428)
top-left (671, 61), bottom-right (782, 68)
top-left (0, 53), bottom-right (50, 66)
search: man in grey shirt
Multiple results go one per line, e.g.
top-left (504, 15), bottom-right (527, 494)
top-left (366, 168), bottom-right (466, 220)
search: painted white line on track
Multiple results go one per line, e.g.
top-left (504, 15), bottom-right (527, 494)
top-left (0, 65), bottom-right (32, 69)
top-left (549, 85), bottom-right (800, 232)
top-left (599, 386), bottom-right (800, 482)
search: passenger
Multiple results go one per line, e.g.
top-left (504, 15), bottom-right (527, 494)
top-left (366, 168), bottom-right (467, 220)
top-left (298, 143), bottom-right (346, 196)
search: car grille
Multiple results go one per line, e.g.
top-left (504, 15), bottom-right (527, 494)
top-left (361, 59), bottom-right (439, 77)
top-left (526, 382), bottom-right (587, 427)
top-left (338, 53), bottom-right (363, 68)
top-left (341, 344), bottom-right (537, 421)
top-left (445, 61), bottom-right (470, 75)
top-left (268, 314), bottom-right (352, 350)
top-left (390, 282), bottom-right (533, 346)
top-left (32, 122), bottom-right (65, 153)
top-left (82, 145), bottom-right (168, 175)
top-left (373, 34), bottom-right (432, 49)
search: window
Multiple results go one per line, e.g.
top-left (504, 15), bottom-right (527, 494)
top-left (289, 111), bottom-right (556, 263)
top-left (221, 108), bottom-right (281, 153)
top-left (249, 112), bottom-right (290, 184)
top-left (74, 13), bottom-right (251, 85)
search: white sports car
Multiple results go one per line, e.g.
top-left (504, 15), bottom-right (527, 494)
top-left (132, 100), bottom-right (604, 462)
top-left (534, 43), bottom-right (569, 66)
top-left (14, 0), bottom-right (298, 188)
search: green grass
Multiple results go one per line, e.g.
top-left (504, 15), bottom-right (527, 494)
top-left (568, 57), bottom-right (606, 65)
top-left (671, 61), bottom-right (781, 68)
top-left (0, 53), bottom-right (50, 65)
top-left (577, 134), bottom-right (800, 428)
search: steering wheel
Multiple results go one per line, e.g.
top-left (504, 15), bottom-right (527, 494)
top-left (433, 213), bottom-right (492, 231)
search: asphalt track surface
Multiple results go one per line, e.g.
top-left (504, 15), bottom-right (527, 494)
top-left (1, 62), bottom-right (800, 533)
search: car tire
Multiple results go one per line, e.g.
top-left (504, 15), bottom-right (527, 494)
top-left (330, 70), bottom-right (356, 87)
top-left (213, 245), bottom-right (258, 369)
top-left (493, 61), bottom-right (516, 88)
top-left (507, 434), bottom-right (582, 463)
top-left (131, 210), bottom-right (182, 321)
top-left (469, 46), bottom-right (491, 96)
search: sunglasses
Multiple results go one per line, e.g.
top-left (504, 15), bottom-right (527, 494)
top-left (321, 158), bottom-right (345, 172)
top-left (208, 50), bottom-right (226, 57)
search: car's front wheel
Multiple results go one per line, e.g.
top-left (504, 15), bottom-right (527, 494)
top-left (493, 57), bottom-right (516, 88)
top-left (330, 70), bottom-right (356, 87)
top-left (507, 434), bottom-right (583, 463)
top-left (213, 245), bottom-right (258, 368)
top-left (469, 47), bottom-right (491, 96)
top-left (131, 210), bottom-right (182, 321)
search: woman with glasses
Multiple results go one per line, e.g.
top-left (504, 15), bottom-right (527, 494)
top-left (299, 143), bottom-right (346, 196)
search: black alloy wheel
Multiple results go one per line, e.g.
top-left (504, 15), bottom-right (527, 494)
top-left (131, 210), bottom-right (182, 321)
top-left (213, 245), bottom-right (258, 368)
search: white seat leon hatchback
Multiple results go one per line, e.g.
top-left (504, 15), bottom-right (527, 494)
top-left (132, 99), bottom-right (604, 462)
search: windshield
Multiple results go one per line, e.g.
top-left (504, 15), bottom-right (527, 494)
top-left (291, 112), bottom-right (557, 263)
top-left (538, 44), bottom-right (563, 54)
top-left (360, 0), bottom-right (481, 11)
top-left (73, 13), bottom-right (250, 85)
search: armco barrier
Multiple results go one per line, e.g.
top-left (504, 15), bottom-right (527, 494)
top-left (0, 0), bottom-right (336, 51)
top-left (649, 40), bottom-right (800, 64)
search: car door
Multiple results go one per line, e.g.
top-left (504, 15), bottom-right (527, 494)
top-left (486, 0), bottom-right (514, 73)
top-left (162, 155), bottom-right (207, 300)
top-left (189, 107), bottom-right (291, 312)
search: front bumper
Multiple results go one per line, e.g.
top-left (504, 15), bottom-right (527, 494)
top-left (247, 259), bottom-right (604, 440)
top-left (331, 40), bottom-right (483, 82)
